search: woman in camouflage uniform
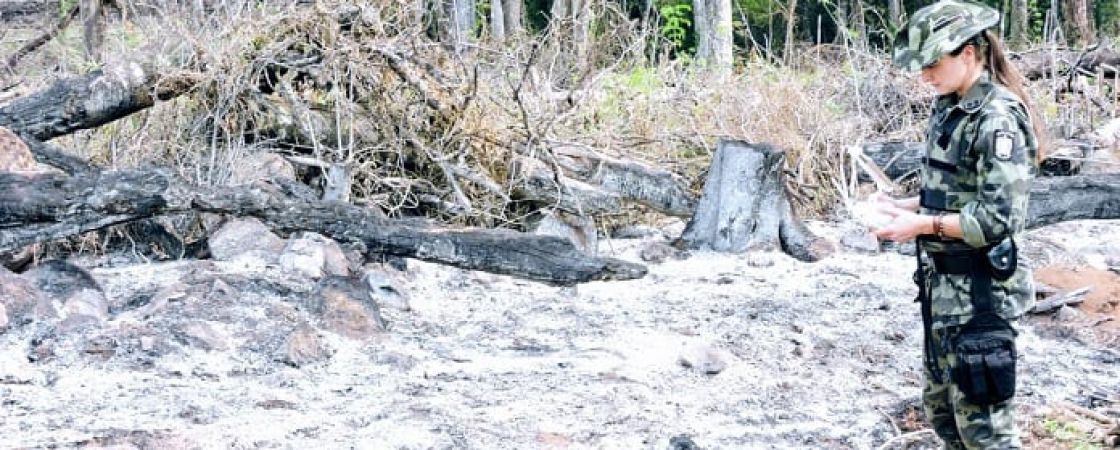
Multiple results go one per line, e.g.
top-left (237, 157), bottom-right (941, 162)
top-left (873, 1), bottom-right (1045, 448)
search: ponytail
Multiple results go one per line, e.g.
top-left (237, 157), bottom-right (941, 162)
top-left (979, 30), bottom-right (1048, 160)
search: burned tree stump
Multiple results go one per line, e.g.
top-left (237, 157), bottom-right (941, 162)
top-left (677, 140), bottom-right (833, 262)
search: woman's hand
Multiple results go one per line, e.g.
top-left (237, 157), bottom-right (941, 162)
top-left (873, 209), bottom-right (933, 243)
top-left (869, 192), bottom-right (919, 213)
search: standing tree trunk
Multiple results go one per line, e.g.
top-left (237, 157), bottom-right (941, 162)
top-left (693, 0), bottom-right (734, 70)
top-left (1008, 0), bottom-right (1030, 47)
top-left (852, 0), bottom-right (866, 48)
top-left (1064, 0), bottom-right (1097, 46)
top-left (490, 0), bottom-right (506, 40)
top-left (503, 0), bottom-right (522, 37)
top-left (783, 0), bottom-right (798, 63)
top-left (887, 0), bottom-right (902, 34)
top-left (435, 0), bottom-right (475, 53)
top-left (834, 0), bottom-right (849, 44)
top-left (550, 0), bottom-right (593, 75)
top-left (677, 139), bottom-right (833, 262)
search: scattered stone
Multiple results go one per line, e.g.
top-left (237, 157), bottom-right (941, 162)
top-left (315, 276), bottom-right (386, 340)
top-left (839, 225), bottom-right (881, 254)
top-left (228, 151), bottom-right (297, 185)
top-left (176, 321), bottom-right (231, 351)
top-left (532, 208), bottom-right (598, 255)
top-left (134, 283), bottom-right (189, 320)
top-left (612, 225), bottom-right (662, 239)
top-left (677, 343), bottom-right (728, 375)
top-left (280, 325), bottom-right (331, 367)
top-left (640, 241), bottom-right (688, 264)
top-left (0, 266), bottom-right (52, 326)
top-left (362, 268), bottom-right (411, 312)
top-left (208, 218), bottom-right (286, 261)
top-left (668, 434), bottom-right (701, 450)
top-left (206, 278), bottom-right (238, 303)
top-left (256, 399), bottom-right (299, 410)
top-left (746, 253), bottom-right (775, 268)
top-left (1054, 305), bottom-right (1084, 322)
top-left (1, 243), bottom-right (36, 271)
top-left (280, 232), bottom-right (349, 279)
top-left (24, 260), bottom-right (101, 299)
top-left (60, 289), bottom-right (110, 323)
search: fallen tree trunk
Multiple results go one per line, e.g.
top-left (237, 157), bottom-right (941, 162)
top-left (0, 0), bottom-right (55, 24)
top-left (860, 143), bottom-right (1120, 228)
top-left (862, 138), bottom-right (1103, 181)
top-left (676, 139), bottom-right (833, 262)
top-left (550, 143), bottom-right (696, 217)
top-left (0, 61), bottom-right (197, 142)
top-left (1014, 43), bottom-right (1120, 80)
top-left (0, 169), bottom-right (647, 285)
top-left (1027, 173), bottom-right (1120, 228)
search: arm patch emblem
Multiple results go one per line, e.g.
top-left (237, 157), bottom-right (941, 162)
top-left (994, 130), bottom-right (1014, 160)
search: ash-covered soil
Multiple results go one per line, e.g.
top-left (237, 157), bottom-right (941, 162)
top-left (2, 220), bottom-right (1118, 449)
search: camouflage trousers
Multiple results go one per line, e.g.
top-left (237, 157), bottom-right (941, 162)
top-left (923, 324), bottom-right (1022, 449)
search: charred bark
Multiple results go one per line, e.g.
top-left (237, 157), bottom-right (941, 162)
top-left (677, 139), bottom-right (833, 262)
top-left (0, 169), bottom-right (646, 285)
top-left (1026, 173), bottom-right (1120, 228)
top-left (0, 61), bottom-right (196, 142)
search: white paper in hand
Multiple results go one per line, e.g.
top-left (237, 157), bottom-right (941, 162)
top-left (850, 199), bottom-right (895, 230)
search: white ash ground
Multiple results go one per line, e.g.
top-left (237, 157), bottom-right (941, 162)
top-left (1, 221), bottom-right (1118, 449)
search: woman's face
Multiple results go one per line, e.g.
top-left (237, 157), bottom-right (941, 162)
top-left (920, 46), bottom-right (979, 96)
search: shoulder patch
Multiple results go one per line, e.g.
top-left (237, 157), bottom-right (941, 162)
top-left (994, 130), bottom-right (1014, 160)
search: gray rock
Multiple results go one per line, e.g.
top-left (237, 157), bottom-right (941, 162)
top-left (640, 242), bottom-right (688, 264)
top-left (208, 218), bottom-right (286, 261)
top-left (228, 151), bottom-right (297, 185)
top-left (176, 321), bottom-right (231, 351)
top-left (1055, 305), bottom-right (1084, 322)
top-left (678, 343), bottom-right (728, 375)
top-left (24, 259), bottom-right (101, 299)
top-left (668, 434), bottom-right (702, 450)
top-left (362, 268), bottom-right (411, 312)
top-left (746, 253), bottom-right (775, 268)
top-left (280, 232), bottom-right (350, 279)
top-left (57, 288), bottom-right (110, 332)
top-left (0, 265), bottom-right (52, 326)
top-left (280, 325), bottom-right (331, 367)
top-left (315, 276), bottom-right (386, 340)
top-left (839, 226), bottom-right (881, 254)
top-left (532, 209), bottom-right (598, 255)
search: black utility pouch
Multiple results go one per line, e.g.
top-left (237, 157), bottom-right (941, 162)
top-left (951, 314), bottom-right (1017, 405)
top-left (986, 238), bottom-right (1017, 281)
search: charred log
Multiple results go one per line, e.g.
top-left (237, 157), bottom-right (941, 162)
top-left (0, 169), bottom-right (647, 285)
top-left (0, 61), bottom-right (197, 142)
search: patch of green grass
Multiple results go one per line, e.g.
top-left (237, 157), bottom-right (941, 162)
top-left (1041, 418), bottom-right (1104, 450)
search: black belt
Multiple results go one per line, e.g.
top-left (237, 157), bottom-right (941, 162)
top-left (928, 251), bottom-right (982, 275)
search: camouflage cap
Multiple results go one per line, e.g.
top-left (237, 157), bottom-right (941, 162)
top-left (892, 0), bottom-right (1000, 71)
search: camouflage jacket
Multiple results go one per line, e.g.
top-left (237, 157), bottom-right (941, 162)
top-left (918, 71), bottom-right (1038, 326)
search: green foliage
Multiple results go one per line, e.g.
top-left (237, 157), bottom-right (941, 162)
top-left (658, 0), bottom-right (693, 52)
top-left (1098, 0), bottom-right (1120, 38)
top-left (737, 0), bottom-right (782, 29)
top-left (1040, 418), bottom-right (1104, 450)
top-left (1029, 0), bottom-right (1047, 40)
top-left (59, 0), bottom-right (78, 17)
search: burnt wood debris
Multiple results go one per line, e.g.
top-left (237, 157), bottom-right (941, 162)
top-left (1, 34), bottom-right (1119, 281)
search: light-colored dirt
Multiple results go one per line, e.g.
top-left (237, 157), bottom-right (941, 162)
top-left (1, 220), bottom-right (1118, 449)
